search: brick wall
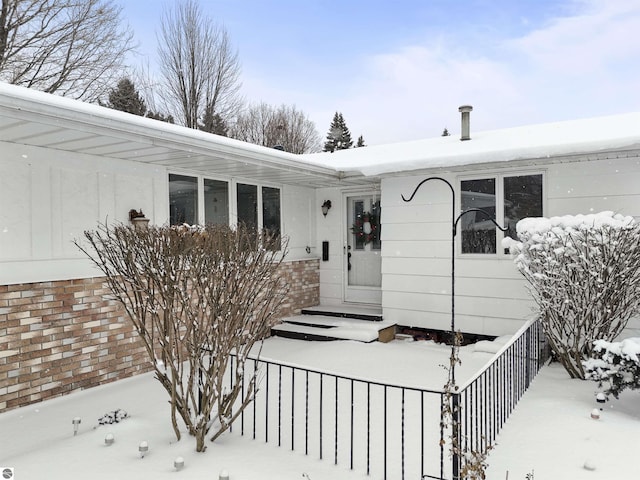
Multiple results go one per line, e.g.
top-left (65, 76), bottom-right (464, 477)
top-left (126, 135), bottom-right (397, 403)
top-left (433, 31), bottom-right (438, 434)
top-left (0, 259), bottom-right (320, 413)
top-left (277, 259), bottom-right (320, 316)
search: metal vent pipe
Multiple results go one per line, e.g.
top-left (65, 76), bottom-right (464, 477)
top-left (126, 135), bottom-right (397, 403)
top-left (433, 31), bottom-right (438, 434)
top-left (458, 105), bottom-right (473, 141)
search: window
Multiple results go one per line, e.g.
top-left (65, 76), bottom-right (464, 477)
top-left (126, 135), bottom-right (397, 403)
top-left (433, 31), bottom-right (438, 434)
top-left (204, 179), bottom-right (229, 225)
top-left (461, 178), bottom-right (496, 254)
top-left (168, 174), bottom-right (281, 248)
top-left (350, 197), bottom-right (381, 251)
top-left (262, 186), bottom-right (281, 249)
top-left (237, 183), bottom-right (258, 229)
top-left (503, 174), bottom-right (543, 246)
top-left (460, 173), bottom-right (543, 254)
top-left (169, 174), bottom-right (198, 225)
top-left (170, 174), bottom-right (231, 226)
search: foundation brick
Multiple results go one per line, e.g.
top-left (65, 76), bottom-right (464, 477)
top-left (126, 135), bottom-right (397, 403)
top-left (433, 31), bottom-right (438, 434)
top-left (0, 260), bottom-right (320, 413)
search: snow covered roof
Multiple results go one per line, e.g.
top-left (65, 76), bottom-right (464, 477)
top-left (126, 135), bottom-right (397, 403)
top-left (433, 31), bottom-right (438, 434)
top-left (0, 82), bottom-right (369, 188)
top-left (1, 82), bottom-right (639, 185)
top-left (301, 113), bottom-right (640, 177)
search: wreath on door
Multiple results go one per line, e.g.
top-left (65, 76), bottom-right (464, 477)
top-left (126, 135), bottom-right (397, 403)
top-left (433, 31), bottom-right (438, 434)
top-left (351, 211), bottom-right (378, 245)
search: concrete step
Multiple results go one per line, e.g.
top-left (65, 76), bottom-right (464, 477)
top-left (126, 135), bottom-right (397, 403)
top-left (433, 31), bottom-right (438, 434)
top-left (300, 304), bottom-right (383, 322)
top-left (271, 314), bottom-right (395, 343)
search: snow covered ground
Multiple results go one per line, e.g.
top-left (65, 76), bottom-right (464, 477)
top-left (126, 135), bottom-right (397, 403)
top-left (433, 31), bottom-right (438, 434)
top-left (485, 363), bottom-right (640, 480)
top-left (1, 336), bottom-right (637, 479)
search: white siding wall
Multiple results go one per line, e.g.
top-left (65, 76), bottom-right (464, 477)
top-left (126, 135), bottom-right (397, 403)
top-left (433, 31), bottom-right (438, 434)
top-left (281, 185), bottom-right (318, 261)
top-left (315, 187), bottom-right (345, 306)
top-left (0, 142), bottom-right (165, 284)
top-left (381, 153), bottom-right (640, 336)
top-left (0, 141), bottom-right (318, 285)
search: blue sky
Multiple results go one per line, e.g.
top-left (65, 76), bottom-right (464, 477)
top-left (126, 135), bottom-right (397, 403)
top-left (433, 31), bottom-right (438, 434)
top-left (121, 0), bottom-right (640, 145)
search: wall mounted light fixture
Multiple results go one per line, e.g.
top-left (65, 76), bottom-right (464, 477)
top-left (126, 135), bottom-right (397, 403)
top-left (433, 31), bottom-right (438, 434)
top-left (321, 200), bottom-right (332, 217)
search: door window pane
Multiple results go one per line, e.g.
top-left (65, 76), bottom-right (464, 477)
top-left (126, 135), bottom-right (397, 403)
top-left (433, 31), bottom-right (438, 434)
top-left (169, 174), bottom-right (198, 225)
top-left (204, 179), bottom-right (229, 225)
top-left (353, 200), bottom-right (365, 250)
top-left (461, 178), bottom-right (496, 253)
top-left (262, 186), bottom-right (281, 249)
top-left (371, 199), bottom-right (381, 251)
top-left (237, 183), bottom-right (258, 229)
top-left (504, 174), bottom-right (543, 246)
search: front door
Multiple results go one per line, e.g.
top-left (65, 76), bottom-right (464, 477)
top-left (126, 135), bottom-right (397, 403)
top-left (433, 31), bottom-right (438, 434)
top-left (344, 194), bottom-right (382, 304)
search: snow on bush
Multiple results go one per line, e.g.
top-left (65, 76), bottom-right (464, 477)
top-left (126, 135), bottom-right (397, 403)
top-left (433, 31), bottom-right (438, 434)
top-left (584, 337), bottom-right (640, 398)
top-left (98, 409), bottom-right (129, 425)
top-left (503, 211), bottom-right (640, 379)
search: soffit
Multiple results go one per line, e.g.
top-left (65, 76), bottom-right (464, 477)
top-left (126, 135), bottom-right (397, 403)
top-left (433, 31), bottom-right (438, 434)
top-left (0, 91), bottom-right (376, 189)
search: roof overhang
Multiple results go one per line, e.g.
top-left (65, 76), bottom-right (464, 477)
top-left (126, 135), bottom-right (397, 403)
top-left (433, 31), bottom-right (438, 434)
top-left (0, 83), bottom-right (376, 188)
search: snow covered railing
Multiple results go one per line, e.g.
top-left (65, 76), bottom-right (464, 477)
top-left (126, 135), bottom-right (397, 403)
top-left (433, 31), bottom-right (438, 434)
top-left (456, 319), bottom-right (549, 459)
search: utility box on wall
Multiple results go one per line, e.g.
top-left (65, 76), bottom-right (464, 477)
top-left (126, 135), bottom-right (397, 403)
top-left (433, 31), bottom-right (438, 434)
top-left (322, 241), bottom-right (329, 261)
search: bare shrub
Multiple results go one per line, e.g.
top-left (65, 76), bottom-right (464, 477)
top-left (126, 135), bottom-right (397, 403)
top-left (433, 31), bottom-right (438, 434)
top-left (504, 212), bottom-right (640, 379)
top-left (76, 223), bottom-right (288, 451)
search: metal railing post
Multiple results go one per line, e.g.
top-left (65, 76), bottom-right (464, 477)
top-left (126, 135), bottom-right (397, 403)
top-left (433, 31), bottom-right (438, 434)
top-left (452, 391), bottom-right (461, 480)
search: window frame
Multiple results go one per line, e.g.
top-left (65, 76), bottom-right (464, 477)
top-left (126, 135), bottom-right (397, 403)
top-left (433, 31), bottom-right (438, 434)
top-left (167, 172), bottom-right (283, 242)
top-left (457, 170), bottom-right (545, 257)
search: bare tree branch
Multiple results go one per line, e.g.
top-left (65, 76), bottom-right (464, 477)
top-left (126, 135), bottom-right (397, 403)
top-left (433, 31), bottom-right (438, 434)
top-left (0, 0), bottom-right (134, 101)
top-left (157, 0), bottom-right (242, 129)
top-left (76, 223), bottom-right (288, 452)
top-left (231, 102), bottom-right (321, 153)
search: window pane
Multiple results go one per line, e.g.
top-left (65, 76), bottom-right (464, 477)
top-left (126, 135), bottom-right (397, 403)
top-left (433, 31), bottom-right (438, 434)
top-left (461, 178), bottom-right (496, 253)
top-left (262, 186), bottom-right (281, 250)
top-left (504, 174), bottom-right (543, 244)
top-left (371, 199), bottom-right (381, 250)
top-left (169, 174), bottom-right (197, 225)
top-left (353, 200), bottom-right (365, 250)
top-left (237, 183), bottom-right (258, 229)
top-left (204, 179), bottom-right (229, 225)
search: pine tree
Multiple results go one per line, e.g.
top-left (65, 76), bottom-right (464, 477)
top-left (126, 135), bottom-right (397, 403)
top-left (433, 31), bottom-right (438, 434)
top-left (146, 111), bottom-right (175, 124)
top-left (355, 135), bottom-right (365, 147)
top-left (199, 103), bottom-right (228, 136)
top-left (323, 112), bottom-right (353, 152)
top-left (442, 128), bottom-right (451, 136)
top-left (105, 78), bottom-right (146, 116)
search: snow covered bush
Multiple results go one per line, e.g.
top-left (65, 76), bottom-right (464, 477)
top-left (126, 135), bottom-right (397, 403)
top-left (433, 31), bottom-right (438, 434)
top-left (584, 338), bottom-right (640, 398)
top-left (77, 223), bottom-right (288, 451)
top-left (503, 211), bottom-right (640, 379)
top-left (98, 409), bottom-right (129, 425)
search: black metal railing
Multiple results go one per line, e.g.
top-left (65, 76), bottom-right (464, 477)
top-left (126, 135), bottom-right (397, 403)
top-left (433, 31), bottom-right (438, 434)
top-left (456, 319), bottom-right (549, 471)
top-left (225, 319), bottom-right (547, 480)
top-left (228, 355), bottom-right (446, 480)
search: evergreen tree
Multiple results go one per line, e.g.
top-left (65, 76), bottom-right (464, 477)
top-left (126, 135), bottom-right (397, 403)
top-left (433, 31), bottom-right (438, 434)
top-left (105, 78), bottom-right (146, 116)
top-left (199, 103), bottom-right (228, 136)
top-left (355, 135), bottom-right (366, 147)
top-left (146, 111), bottom-right (175, 124)
top-left (323, 112), bottom-right (353, 152)
top-left (442, 127), bottom-right (451, 136)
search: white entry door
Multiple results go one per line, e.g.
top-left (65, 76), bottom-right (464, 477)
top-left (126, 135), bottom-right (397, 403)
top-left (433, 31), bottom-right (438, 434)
top-left (344, 194), bottom-right (382, 304)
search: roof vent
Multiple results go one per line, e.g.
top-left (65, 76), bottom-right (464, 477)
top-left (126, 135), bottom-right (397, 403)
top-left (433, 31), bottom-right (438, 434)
top-left (458, 105), bottom-right (473, 141)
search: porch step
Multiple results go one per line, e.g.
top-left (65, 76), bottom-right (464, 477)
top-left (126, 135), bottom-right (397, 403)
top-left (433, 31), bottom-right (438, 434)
top-left (300, 304), bottom-right (383, 322)
top-left (272, 305), bottom-right (394, 343)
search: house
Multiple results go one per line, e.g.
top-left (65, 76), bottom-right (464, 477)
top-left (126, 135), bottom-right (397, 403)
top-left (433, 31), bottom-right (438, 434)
top-left (2, 82), bottom-right (640, 411)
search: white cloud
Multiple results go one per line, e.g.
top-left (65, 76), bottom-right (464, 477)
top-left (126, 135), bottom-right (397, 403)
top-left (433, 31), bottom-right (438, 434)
top-left (319, 0), bottom-right (640, 145)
